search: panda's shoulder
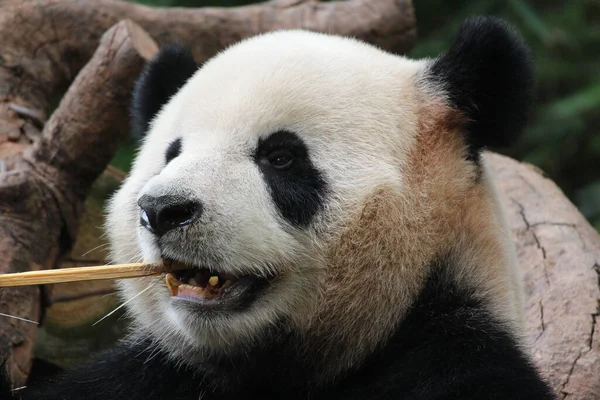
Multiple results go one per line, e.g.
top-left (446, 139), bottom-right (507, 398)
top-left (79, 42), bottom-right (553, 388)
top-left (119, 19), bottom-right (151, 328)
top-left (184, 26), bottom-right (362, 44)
top-left (329, 261), bottom-right (555, 399)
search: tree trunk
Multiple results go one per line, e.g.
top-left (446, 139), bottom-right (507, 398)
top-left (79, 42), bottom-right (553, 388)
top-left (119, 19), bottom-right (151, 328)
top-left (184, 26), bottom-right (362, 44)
top-left (0, 19), bottom-right (158, 386)
top-left (487, 153), bottom-right (600, 400)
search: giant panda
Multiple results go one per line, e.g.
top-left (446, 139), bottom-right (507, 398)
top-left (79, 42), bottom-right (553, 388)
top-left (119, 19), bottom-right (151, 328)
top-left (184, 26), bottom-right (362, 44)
top-left (8, 16), bottom-right (556, 400)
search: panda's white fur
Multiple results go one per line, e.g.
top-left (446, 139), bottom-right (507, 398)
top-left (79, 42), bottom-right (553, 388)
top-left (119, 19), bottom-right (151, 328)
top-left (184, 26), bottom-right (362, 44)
top-left (7, 17), bottom-right (555, 400)
top-left (109, 31), bottom-right (420, 356)
top-left (108, 28), bottom-right (523, 375)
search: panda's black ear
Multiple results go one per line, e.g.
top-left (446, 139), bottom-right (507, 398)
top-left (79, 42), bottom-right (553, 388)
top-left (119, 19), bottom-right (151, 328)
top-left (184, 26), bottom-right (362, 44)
top-left (428, 16), bottom-right (534, 161)
top-left (131, 44), bottom-right (197, 140)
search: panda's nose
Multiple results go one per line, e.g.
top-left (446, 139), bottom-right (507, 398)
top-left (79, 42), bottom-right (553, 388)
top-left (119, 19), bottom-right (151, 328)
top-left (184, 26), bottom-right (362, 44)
top-left (137, 195), bottom-right (202, 236)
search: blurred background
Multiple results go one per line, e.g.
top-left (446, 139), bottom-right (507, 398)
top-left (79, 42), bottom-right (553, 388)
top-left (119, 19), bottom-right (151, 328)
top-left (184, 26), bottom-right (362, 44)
top-left (116, 0), bottom-right (600, 231)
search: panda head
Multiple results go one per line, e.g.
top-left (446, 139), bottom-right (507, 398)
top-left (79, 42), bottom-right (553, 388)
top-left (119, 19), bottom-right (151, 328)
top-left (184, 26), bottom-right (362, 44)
top-left (107, 17), bottom-right (532, 374)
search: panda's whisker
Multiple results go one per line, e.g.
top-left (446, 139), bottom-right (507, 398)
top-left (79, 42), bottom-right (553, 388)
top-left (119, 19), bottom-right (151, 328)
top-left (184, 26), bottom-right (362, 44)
top-left (215, 323), bottom-right (232, 347)
top-left (0, 312), bottom-right (39, 325)
top-left (144, 343), bottom-right (165, 364)
top-left (92, 279), bottom-right (159, 326)
top-left (81, 243), bottom-right (110, 257)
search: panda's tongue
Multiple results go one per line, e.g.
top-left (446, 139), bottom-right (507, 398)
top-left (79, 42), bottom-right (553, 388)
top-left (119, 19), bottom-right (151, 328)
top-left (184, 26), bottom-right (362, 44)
top-left (165, 269), bottom-right (238, 301)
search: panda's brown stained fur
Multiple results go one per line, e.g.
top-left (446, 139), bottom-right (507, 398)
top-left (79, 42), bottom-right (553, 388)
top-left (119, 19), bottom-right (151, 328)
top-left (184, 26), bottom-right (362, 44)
top-left (311, 97), bottom-right (519, 374)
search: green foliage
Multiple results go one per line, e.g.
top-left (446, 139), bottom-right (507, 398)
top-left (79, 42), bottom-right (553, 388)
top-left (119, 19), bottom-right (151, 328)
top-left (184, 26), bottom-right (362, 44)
top-left (119, 0), bottom-right (600, 230)
top-left (111, 138), bottom-right (137, 172)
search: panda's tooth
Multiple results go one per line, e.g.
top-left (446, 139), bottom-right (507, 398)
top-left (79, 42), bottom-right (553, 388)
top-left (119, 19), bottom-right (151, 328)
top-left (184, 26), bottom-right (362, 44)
top-left (204, 285), bottom-right (220, 300)
top-left (192, 285), bottom-right (204, 295)
top-left (178, 284), bottom-right (204, 295)
top-left (208, 276), bottom-right (219, 287)
top-left (165, 273), bottom-right (180, 296)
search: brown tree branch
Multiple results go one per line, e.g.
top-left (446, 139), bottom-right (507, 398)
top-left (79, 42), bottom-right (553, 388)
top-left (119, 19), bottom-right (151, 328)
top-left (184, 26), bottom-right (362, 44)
top-left (0, 19), bottom-right (158, 386)
top-left (0, 0), bottom-right (416, 156)
top-left (487, 152), bottom-right (600, 400)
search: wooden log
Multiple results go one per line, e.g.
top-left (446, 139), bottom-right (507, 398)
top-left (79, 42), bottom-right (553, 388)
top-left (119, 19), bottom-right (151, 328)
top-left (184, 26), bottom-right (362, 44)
top-left (0, 0), bottom-right (416, 158)
top-left (487, 152), bottom-right (600, 400)
top-left (0, 20), bottom-right (158, 386)
top-left (34, 167), bottom-right (127, 370)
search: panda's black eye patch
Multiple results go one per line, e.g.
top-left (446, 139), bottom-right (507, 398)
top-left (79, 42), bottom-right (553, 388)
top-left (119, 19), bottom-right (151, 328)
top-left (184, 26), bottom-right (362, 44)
top-left (165, 138), bottom-right (182, 164)
top-left (254, 130), bottom-right (327, 227)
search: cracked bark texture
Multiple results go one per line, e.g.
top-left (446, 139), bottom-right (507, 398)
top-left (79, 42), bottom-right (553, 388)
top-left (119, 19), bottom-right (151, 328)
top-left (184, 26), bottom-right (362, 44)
top-left (487, 152), bottom-right (600, 400)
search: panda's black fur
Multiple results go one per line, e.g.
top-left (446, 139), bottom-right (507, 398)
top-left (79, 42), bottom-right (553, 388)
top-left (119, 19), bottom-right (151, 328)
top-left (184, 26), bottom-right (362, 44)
top-left (165, 137), bottom-right (183, 164)
top-left (131, 44), bottom-right (197, 140)
top-left (428, 17), bottom-right (534, 164)
top-left (2, 17), bottom-right (556, 400)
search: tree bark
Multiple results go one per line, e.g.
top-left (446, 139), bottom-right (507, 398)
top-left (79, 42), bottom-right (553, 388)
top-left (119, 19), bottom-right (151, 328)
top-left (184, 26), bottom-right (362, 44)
top-left (0, 0), bottom-right (416, 158)
top-left (486, 153), bottom-right (600, 400)
top-left (0, 19), bottom-right (158, 386)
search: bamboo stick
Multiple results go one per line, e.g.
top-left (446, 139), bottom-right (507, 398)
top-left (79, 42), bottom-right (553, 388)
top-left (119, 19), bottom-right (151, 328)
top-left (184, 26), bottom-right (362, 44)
top-left (0, 263), bottom-right (167, 287)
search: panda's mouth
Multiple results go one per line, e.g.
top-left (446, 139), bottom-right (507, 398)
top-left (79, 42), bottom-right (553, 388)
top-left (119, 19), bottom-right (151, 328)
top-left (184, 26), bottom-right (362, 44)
top-left (163, 259), bottom-right (271, 308)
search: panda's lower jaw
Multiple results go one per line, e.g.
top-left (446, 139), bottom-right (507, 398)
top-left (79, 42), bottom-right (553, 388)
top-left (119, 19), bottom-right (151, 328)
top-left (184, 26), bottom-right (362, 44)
top-left (163, 261), bottom-right (271, 310)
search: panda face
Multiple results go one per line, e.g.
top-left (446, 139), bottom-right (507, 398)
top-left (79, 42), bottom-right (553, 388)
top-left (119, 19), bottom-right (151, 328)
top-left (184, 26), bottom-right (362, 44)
top-left (108, 19), bottom-right (533, 373)
top-left (108, 31), bottom-right (425, 357)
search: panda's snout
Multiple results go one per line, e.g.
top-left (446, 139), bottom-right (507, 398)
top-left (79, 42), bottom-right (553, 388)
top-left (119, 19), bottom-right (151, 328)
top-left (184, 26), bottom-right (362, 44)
top-left (138, 194), bottom-right (202, 236)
